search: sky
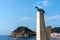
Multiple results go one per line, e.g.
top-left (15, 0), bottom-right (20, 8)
top-left (0, 0), bottom-right (60, 35)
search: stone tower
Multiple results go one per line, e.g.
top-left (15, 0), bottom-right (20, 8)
top-left (36, 6), bottom-right (46, 40)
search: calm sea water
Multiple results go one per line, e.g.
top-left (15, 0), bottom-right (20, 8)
top-left (0, 35), bottom-right (57, 40)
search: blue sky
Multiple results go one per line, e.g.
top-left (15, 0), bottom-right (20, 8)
top-left (0, 0), bottom-right (60, 35)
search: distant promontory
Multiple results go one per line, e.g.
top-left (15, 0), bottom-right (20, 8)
top-left (51, 27), bottom-right (60, 33)
top-left (9, 26), bottom-right (36, 38)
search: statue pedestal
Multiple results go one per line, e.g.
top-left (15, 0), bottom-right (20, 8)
top-left (36, 11), bottom-right (46, 40)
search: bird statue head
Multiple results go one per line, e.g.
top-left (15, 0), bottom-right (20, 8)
top-left (35, 6), bottom-right (45, 13)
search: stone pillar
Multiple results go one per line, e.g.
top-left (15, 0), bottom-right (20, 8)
top-left (36, 6), bottom-right (46, 40)
top-left (46, 26), bottom-right (52, 40)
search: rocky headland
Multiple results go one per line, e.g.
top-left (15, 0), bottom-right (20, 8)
top-left (9, 26), bottom-right (36, 38)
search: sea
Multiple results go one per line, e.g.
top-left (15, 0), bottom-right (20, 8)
top-left (0, 35), bottom-right (58, 40)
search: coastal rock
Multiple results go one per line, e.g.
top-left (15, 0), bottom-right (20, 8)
top-left (9, 26), bottom-right (36, 37)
